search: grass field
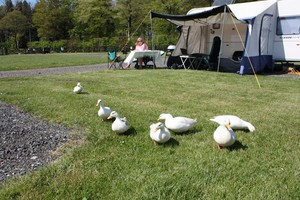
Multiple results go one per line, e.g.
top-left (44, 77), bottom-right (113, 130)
top-left (0, 54), bottom-right (299, 199)
top-left (0, 53), bottom-right (107, 71)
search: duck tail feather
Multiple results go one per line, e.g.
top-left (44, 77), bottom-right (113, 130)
top-left (246, 122), bottom-right (255, 132)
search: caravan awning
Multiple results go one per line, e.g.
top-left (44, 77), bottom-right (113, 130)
top-left (150, 0), bottom-right (277, 26)
top-left (151, 5), bottom-right (242, 26)
top-left (228, 0), bottom-right (277, 21)
top-left (151, 6), bottom-right (228, 26)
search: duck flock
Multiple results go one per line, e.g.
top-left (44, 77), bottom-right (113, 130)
top-left (74, 82), bottom-right (255, 150)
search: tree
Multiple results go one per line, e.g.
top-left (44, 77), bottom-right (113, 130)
top-left (113, 0), bottom-right (138, 39)
top-left (71, 0), bottom-right (114, 39)
top-left (14, 0), bottom-right (37, 46)
top-left (32, 0), bottom-right (73, 41)
top-left (0, 5), bottom-right (4, 19)
top-left (3, 0), bottom-right (14, 13)
top-left (0, 9), bottom-right (28, 49)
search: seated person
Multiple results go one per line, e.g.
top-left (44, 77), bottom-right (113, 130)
top-left (135, 37), bottom-right (148, 68)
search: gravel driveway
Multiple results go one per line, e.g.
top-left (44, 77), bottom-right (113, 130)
top-left (0, 101), bottom-right (81, 185)
top-left (0, 64), bottom-right (108, 185)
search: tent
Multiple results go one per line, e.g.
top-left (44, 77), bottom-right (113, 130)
top-left (151, 0), bottom-right (299, 74)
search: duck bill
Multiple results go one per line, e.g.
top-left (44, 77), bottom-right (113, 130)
top-left (225, 123), bottom-right (231, 130)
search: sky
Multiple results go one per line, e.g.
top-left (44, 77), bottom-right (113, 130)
top-left (25, 0), bottom-right (36, 6)
top-left (0, 0), bottom-right (37, 6)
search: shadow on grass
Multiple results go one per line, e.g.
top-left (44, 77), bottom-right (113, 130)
top-left (164, 138), bottom-right (180, 147)
top-left (122, 127), bottom-right (137, 136)
top-left (77, 92), bottom-right (89, 95)
top-left (238, 129), bottom-right (252, 133)
top-left (98, 118), bottom-right (114, 122)
top-left (148, 138), bottom-right (180, 147)
top-left (227, 140), bottom-right (248, 151)
top-left (173, 128), bottom-right (202, 136)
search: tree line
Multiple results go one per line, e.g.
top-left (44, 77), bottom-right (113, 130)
top-left (0, 0), bottom-right (256, 54)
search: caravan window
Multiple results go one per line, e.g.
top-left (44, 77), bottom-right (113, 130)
top-left (276, 16), bottom-right (300, 35)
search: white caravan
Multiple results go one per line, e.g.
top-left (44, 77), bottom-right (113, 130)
top-left (151, 0), bottom-right (300, 74)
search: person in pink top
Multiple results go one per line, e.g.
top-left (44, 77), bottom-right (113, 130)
top-left (135, 37), bottom-right (148, 68)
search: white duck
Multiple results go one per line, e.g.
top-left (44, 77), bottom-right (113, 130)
top-left (213, 119), bottom-right (236, 150)
top-left (149, 122), bottom-right (171, 145)
top-left (73, 82), bottom-right (83, 94)
top-left (107, 111), bottom-right (130, 134)
top-left (158, 113), bottom-right (197, 133)
top-left (210, 115), bottom-right (255, 132)
top-left (96, 99), bottom-right (111, 120)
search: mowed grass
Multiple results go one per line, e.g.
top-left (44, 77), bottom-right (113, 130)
top-left (0, 53), bottom-right (107, 71)
top-left (0, 68), bottom-right (299, 199)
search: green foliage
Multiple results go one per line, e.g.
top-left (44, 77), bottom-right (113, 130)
top-left (65, 38), bottom-right (103, 52)
top-left (27, 40), bottom-right (51, 50)
top-left (51, 40), bottom-right (68, 52)
top-left (154, 34), bottom-right (178, 49)
top-left (32, 0), bottom-right (73, 41)
top-left (0, 0), bottom-right (271, 53)
top-left (63, 39), bottom-right (82, 52)
top-left (103, 36), bottom-right (132, 51)
top-left (113, 1), bottom-right (163, 42)
top-left (2, 0), bottom-right (14, 13)
top-left (26, 36), bottom-right (135, 53)
top-left (0, 66), bottom-right (299, 199)
top-left (79, 40), bottom-right (100, 52)
top-left (72, 0), bottom-right (114, 39)
top-left (0, 10), bottom-right (28, 49)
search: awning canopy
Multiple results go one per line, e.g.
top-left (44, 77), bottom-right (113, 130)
top-left (150, 5), bottom-right (233, 26)
top-left (150, 0), bottom-right (277, 26)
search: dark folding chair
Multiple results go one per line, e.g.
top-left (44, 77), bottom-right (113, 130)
top-left (195, 36), bottom-right (221, 70)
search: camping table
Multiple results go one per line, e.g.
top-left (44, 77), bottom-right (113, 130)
top-left (180, 55), bottom-right (197, 69)
top-left (123, 50), bottom-right (162, 68)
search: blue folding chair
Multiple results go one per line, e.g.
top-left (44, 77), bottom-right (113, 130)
top-left (108, 49), bottom-right (123, 69)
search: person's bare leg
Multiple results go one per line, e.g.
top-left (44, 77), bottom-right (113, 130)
top-left (138, 58), bottom-right (143, 68)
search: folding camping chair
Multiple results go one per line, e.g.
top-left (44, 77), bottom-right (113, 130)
top-left (195, 36), bottom-right (221, 70)
top-left (108, 49), bottom-right (124, 69)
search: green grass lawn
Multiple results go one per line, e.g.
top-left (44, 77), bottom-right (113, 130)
top-left (0, 53), bottom-right (107, 71)
top-left (0, 68), bottom-right (299, 199)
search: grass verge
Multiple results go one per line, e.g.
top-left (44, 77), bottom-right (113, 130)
top-left (0, 69), bottom-right (299, 199)
top-left (0, 53), bottom-right (107, 71)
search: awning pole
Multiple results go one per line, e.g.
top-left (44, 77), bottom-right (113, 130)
top-left (150, 10), bottom-right (154, 50)
top-left (228, 9), bottom-right (261, 88)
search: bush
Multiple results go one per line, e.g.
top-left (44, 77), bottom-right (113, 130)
top-left (51, 40), bottom-right (67, 52)
top-left (25, 36), bottom-right (168, 53)
top-left (154, 34), bottom-right (178, 50)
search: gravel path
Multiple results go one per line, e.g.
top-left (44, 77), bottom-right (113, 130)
top-left (0, 64), bottom-right (108, 78)
top-left (0, 64), bottom-right (109, 185)
top-left (0, 101), bottom-right (80, 185)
